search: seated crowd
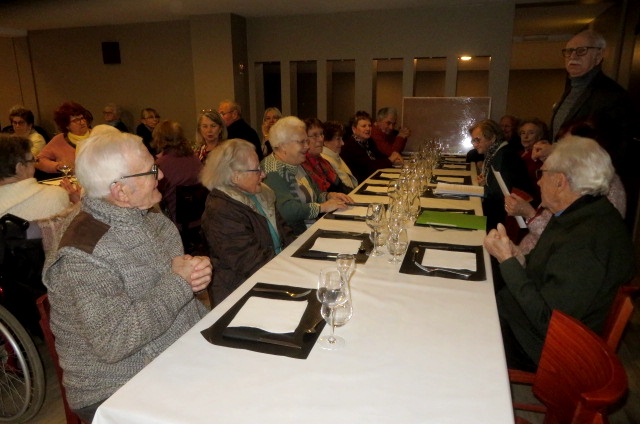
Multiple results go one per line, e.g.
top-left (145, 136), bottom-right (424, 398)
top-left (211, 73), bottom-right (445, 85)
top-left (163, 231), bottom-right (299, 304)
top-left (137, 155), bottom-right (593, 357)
top-left (0, 73), bottom-right (635, 420)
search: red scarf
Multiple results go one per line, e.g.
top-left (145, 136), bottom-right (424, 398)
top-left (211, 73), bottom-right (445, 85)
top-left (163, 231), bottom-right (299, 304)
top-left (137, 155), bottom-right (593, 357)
top-left (301, 154), bottom-right (338, 192)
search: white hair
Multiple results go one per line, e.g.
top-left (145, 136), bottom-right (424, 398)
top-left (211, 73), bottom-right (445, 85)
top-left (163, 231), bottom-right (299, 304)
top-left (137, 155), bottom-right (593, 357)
top-left (269, 116), bottom-right (305, 149)
top-left (76, 131), bottom-right (146, 198)
top-left (545, 136), bottom-right (613, 196)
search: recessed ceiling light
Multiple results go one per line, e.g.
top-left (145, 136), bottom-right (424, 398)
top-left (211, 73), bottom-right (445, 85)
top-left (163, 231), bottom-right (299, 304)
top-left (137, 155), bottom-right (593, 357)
top-left (459, 56), bottom-right (472, 61)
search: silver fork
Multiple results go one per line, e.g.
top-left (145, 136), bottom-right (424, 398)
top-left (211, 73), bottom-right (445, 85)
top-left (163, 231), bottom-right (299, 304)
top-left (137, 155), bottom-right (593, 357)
top-left (411, 247), bottom-right (472, 277)
top-left (253, 287), bottom-right (312, 298)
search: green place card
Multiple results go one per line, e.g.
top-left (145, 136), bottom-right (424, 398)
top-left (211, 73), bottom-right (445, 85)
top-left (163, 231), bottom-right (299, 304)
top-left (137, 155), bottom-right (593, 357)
top-left (416, 210), bottom-right (487, 230)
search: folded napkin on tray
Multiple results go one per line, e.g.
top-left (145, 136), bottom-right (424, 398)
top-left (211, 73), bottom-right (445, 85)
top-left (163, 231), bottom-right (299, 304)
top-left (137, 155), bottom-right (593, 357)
top-left (228, 297), bottom-right (307, 334)
top-left (442, 164), bottom-right (467, 169)
top-left (333, 206), bottom-right (368, 217)
top-left (310, 237), bottom-right (361, 254)
top-left (364, 185), bottom-right (388, 193)
top-left (422, 249), bottom-right (477, 272)
top-left (379, 172), bottom-right (400, 179)
top-left (434, 176), bottom-right (465, 183)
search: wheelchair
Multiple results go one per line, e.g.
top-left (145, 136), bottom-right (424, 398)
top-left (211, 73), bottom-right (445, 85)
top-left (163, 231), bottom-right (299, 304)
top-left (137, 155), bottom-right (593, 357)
top-left (0, 213), bottom-right (46, 422)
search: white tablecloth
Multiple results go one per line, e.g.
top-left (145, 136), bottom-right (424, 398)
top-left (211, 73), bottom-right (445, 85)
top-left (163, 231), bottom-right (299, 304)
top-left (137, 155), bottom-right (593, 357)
top-left (93, 165), bottom-right (514, 424)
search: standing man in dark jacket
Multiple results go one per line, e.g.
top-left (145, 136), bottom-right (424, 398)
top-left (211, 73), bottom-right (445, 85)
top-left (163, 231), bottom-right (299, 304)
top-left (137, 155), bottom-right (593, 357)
top-left (218, 100), bottom-right (263, 160)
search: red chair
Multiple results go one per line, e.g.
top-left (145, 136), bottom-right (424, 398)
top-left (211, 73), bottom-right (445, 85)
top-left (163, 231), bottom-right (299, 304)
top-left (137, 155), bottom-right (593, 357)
top-left (36, 294), bottom-right (86, 424)
top-left (514, 310), bottom-right (628, 424)
top-left (510, 280), bottom-right (639, 413)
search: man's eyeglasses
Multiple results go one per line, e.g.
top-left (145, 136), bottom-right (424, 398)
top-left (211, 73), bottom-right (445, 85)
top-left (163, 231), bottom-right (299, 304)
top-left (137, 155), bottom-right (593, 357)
top-left (118, 164), bottom-right (159, 181)
top-left (241, 168), bottom-right (263, 174)
top-left (561, 46), bottom-right (601, 58)
top-left (535, 169), bottom-right (557, 180)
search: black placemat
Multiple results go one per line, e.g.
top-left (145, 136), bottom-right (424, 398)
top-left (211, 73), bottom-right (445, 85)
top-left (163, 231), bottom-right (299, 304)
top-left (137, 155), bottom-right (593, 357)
top-left (429, 174), bottom-right (472, 185)
top-left (324, 202), bottom-right (370, 221)
top-left (435, 162), bottom-right (471, 171)
top-left (421, 186), bottom-right (470, 200)
top-left (399, 241), bottom-right (486, 281)
top-left (291, 229), bottom-right (372, 263)
top-left (369, 170), bottom-right (401, 180)
top-left (354, 183), bottom-right (389, 196)
top-left (201, 282), bottom-right (326, 359)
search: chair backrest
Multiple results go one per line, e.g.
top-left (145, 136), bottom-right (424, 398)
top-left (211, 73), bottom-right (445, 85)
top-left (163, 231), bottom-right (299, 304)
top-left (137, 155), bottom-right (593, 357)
top-left (601, 279), bottom-right (640, 351)
top-left (532, 310), bottom-right (628, 424)
top-left (36, 294), bottom-right (84, 424)
top-left (175, 184), bottom-right (209, 229)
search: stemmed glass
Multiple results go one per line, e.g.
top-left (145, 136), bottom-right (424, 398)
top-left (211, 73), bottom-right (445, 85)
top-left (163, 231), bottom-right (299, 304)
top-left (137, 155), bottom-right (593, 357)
top-left (57, 162), bottom-right (73, 177)
top-left (334, 254), bottom-right (355, 326)
top-left (387, 227), bottom-right (408, 263)
top-left (366, 203), bottom-right (386, 256)
top-left (316, 267), bottom-right (348, 350)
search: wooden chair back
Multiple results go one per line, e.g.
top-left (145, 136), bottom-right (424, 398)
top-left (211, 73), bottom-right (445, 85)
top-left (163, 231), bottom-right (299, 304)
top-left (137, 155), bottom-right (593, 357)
top-left (36, 294), bottom-right (85, 424)
top-left (531, 310), bottom-right (628, 424)
top-left (601, 279), bottom-right (640, 350)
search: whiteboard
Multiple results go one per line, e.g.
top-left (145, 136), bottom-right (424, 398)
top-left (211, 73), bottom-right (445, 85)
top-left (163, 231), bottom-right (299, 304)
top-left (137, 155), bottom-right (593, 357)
top-left (401, 97), bottom-right (491, 154)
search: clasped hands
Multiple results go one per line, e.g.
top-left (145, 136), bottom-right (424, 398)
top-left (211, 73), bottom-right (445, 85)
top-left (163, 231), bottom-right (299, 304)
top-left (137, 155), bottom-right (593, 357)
top-left (483, 223), bottom-right (525, 265)
top-left (172, 255), bottom-right (212, 293)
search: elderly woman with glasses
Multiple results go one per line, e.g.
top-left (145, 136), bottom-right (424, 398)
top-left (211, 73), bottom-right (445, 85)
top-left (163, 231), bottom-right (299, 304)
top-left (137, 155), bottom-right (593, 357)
top-left (152, 120), bottom-right (203, 224)
top-left (261, 116), bottom-right (352, 235)
top-left (301, 117), bottom-right (352, 194)
top-left (0, 135), bottom-right (76, 221)
top-left (200, 139), bottom-right (294, 305)
top-left (8, 106), bottom-right (47, 156)
top-left (36, 101), bottom-right (93, 175)
top-left (136, 108), bottom-right (160, 154)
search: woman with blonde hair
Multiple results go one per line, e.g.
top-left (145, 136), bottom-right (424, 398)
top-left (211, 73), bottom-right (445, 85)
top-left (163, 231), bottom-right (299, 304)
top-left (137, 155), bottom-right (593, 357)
top-left (153, 120), bottom-right (203, 222)
top-left (195, 110), bottom-right (227, 162)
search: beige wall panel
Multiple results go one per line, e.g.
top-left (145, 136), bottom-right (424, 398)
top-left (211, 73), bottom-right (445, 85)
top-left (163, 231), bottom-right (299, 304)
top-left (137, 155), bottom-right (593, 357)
top-left (506, 69), bottom-right (566, 124)
top-left (27, 20), bottom-right (196, 138)
top-left (0, 37), bottom-right (23, 126)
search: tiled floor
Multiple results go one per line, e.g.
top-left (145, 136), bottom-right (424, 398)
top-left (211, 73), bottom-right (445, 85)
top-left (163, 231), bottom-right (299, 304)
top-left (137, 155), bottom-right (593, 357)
top-left (24, 297), bottom-right (640, 423)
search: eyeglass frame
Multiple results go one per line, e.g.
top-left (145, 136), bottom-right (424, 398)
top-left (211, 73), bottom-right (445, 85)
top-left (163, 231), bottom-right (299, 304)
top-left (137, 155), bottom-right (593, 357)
top-left (561, 46), bottom-right (601, 58)
top-left (240, 168), bottom-right (264, 174)
top-left (535, 168), bottom-right (559, 180)
top-left (69, 116), bottom-right (88, 125)
top-left (116, 164), bottom-right (159, 183)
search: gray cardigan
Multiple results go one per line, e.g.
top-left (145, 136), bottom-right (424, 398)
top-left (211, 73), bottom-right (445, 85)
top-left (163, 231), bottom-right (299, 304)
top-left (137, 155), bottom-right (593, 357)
top-left (43, 197), bottom-right (206, 409)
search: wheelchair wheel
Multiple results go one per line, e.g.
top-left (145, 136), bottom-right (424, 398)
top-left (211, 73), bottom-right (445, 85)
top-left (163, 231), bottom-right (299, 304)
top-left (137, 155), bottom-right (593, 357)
top-left (0, 304), bottom-right (45, 422)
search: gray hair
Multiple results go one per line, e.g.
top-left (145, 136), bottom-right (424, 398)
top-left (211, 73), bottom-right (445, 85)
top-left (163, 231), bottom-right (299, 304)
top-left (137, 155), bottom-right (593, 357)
top-left (376, 107), bottom-right (398, 122)
top-left (544, 136), bottom-right (613, 196)
top-left (76, 131), bottom-right (146, 198)
top-left (103, 103), bottom-right (121, 118)
top-left (200, 138), bottom-right (256, 189)
top-left (575, 30), bottom-right (606, 49)
top-left (468, 119), bottom-right (503, 143)
top-left (219, 100), bottom-right (241, 116)
top-left (269, 116), bottom-right (306, 149)
top-left (195, 110), bottom-right (228, 148)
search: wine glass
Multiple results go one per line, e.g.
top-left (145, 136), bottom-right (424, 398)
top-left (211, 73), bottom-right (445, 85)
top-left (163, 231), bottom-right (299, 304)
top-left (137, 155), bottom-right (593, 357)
top-left (366, 203), bottom-right (385, 256)
top-left (316, 267), bottom-right (348, 350)
top-left (335, 254), bottom-right (355, 326)
top-left (387, 227), bottom-right (409, 264)
top-left (57, 162), bottom-right (73, 177)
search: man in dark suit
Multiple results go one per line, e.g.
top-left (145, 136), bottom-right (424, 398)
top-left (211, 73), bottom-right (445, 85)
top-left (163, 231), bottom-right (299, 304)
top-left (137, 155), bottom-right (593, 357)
top-left (218, 100), bottom-right (263, 160)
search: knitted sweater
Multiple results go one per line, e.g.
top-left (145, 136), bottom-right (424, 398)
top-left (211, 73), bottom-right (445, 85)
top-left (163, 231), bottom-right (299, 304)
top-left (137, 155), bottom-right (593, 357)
top-left (43, 197), bottom-right (206, 409)
top-left (0, 178), bottom-right (70, 221)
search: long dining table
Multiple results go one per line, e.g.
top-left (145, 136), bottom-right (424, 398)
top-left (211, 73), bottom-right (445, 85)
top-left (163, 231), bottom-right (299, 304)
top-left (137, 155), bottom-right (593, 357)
top-left (93, 162), bottom-right (515, 424)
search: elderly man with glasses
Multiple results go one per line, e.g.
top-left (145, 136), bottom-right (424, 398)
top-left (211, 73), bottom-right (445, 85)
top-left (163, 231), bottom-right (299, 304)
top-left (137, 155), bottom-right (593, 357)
top-left (484, 136), bottom-right (634, 372)
top-left (43, 131), bottom-right (212, 422)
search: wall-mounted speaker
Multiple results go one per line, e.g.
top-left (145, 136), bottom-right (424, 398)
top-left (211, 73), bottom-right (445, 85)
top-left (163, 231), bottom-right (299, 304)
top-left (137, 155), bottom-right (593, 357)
top-left (102, 42), bottom-right (121, 65)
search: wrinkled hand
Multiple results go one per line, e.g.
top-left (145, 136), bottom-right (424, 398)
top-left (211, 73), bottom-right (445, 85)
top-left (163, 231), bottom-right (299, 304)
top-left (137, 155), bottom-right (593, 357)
top-left (60, 177), bottom-right (82, 204)
top-left (320, 198), bottom-right (349, 213)
top-left (327, 192), bottom-right (354, 204)
top-left (389, 151), bottom-right (403, 165)
top-left (398, 127), bottom-right (411, 138)
top-left (172, 255), bottom-right (212, 292)
top-left (504, 193), bottom-right (535, 219)
top-left (483, 223), bottom-right (519, 263)
top-left (476, 173), bottom-right (485, 185)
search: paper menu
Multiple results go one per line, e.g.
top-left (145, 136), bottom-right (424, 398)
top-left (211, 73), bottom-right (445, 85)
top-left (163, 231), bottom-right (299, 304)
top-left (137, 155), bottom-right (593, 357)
top-left (491, 167), bottom-right (527, 229)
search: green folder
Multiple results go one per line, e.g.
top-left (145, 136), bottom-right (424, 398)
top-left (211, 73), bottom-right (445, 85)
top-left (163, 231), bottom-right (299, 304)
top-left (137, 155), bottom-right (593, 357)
top-left (416, 210), bottom-right (487, 230)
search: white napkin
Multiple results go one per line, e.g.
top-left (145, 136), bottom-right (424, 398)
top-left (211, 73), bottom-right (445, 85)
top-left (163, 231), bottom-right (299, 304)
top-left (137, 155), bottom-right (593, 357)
top-left (443, 164), bottom-right (467, 169)
top-left (365, 185), bottom-right (388, 193)
top-left (229, 297), bottom-right (307, 334)
top-left (310, 237), bottom-right (361, 254)
top-left (380, 173), bottom-right (399, 179)
top-left (334, 206), bottom-right (368, 217)
top-left (436, 176), bottom-right (464, 183)
top-left (422, 249), bottom-right (477, 271)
